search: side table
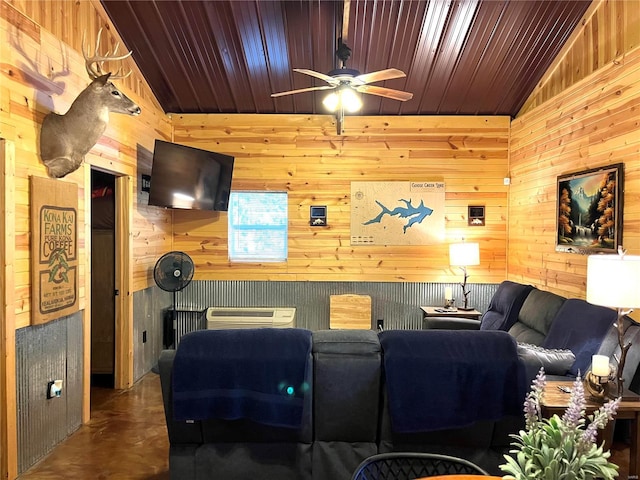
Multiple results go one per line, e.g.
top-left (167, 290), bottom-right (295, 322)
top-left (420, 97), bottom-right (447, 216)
top-left (542, 380), bottom-right (640, 478)
top-left (420, 306), bottom-right (482, 320)
top-left (420, 306), bottom-right (482, 329)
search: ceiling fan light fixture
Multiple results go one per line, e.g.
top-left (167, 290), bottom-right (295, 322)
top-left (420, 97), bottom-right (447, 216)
top-left (322, 92), bottom-right (340, 112)
top-left (322, 86), bottom-right (362, 113)
top-left (341, 87), bottom-right (362, 113)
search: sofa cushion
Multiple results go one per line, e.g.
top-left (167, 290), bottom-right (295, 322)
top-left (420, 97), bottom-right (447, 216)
top-left (312, 329), bottom-right (380, 355)
top-left (517, 343), bottom-right (575, 376)
top-left (480, 281), bottom-right (534, 331)
top-left (312, 330), bottom-right (381, 442)
top-left (543, 299), bottom-right (617, 377)
top-left (508, 289), bottom-right (566, 345)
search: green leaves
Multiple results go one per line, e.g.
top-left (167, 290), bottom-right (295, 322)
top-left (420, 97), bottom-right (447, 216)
top-left (499, 369), bottom-right (620, 480)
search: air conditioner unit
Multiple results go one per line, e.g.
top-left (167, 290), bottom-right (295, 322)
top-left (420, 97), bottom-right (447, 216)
top-left (205, 307), bottom-right (296, 330)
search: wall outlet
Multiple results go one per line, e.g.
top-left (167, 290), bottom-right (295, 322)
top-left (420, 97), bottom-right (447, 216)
top-left (47, 379), bottom-right (63, 399)
top-left (142, 330), bottom-right (147, 343)
top-left (376, 319), bottom-right (384, 331)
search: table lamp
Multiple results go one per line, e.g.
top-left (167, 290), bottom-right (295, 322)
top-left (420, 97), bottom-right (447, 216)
top-left (449, 242), bottom-right (480, 311)
top-left (587, 247), bottom-right (640, 397)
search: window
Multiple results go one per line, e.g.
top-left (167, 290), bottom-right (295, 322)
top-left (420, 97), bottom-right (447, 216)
top-left (228, 191), bottom-right (288, 262)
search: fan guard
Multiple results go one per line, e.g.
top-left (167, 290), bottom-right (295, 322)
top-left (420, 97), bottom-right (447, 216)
top-left (153, 251), bottom-right (194, 293)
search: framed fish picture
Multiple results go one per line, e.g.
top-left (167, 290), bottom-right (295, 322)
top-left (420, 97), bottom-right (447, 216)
top-left (350, 181), bottom-right (445, 246)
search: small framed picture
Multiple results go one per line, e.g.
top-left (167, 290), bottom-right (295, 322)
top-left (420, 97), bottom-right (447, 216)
top-left (310, 205), bottom-right (327, 226)
top-left (468, 205), bottom-right (485, 226)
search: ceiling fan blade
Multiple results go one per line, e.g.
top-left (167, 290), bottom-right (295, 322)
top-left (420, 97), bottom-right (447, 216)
top-left (293, 68), bottom-right (339, 85)
top-left (355, 84), bottom-right (414, 101)
top-left (271, 85), bottom-right (335, 98)
top-left (354, 68), bottom-right (407, 85)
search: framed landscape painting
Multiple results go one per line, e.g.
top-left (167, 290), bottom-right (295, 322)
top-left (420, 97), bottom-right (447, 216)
top-left (556, 163), bottom-right (623, 254)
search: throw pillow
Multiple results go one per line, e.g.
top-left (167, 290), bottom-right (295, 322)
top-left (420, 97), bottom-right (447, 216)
top-left (517, 343), bottom-right (575, 376)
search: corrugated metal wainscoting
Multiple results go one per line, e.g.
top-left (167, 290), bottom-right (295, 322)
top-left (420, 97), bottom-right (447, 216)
top-left (15, 312), bottom-right (83, 474)
top-left (175, 281), bottom-right (499, 331)
top-left (133, 286), bottom-right (172, 382)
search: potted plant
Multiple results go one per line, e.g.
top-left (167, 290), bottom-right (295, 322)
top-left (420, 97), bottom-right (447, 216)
top-left (500, 368), bottom-right (621, 480)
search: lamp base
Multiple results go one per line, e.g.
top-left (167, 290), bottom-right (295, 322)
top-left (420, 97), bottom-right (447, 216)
top-left (457, 306), bottom-right (475, 311)
top-left (613, 380), bottom-right (640, 402)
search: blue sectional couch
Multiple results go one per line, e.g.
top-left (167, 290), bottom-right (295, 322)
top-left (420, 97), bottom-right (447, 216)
top-left (159, 328), bottom-right (528, 479)
top-left (429, 280), bottom-right (640, 390)
top-left (158, 281), bottom-right (639, 480)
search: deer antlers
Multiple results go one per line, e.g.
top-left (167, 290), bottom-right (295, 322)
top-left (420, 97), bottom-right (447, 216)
top-left (82, 28), bottom-right (133, 80)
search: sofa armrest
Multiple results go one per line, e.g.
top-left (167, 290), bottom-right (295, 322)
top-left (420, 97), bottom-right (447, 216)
top-left (158, 349), bottom-right (204, 445)
top-left (424, 316), bottom-right (481, 330)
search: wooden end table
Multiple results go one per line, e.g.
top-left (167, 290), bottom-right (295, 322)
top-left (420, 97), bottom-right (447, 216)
top-left (420, 306), bottom-right (482, 320)
top-left (542, 380), bottom-right (640, 479)
top-left (420, 306), bottom-right (482, 329)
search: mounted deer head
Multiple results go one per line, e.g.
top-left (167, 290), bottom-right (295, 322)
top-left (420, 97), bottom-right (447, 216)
top-left (39, 29), bottom-right (141, 178)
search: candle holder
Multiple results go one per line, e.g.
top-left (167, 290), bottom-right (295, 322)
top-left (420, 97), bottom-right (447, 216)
top-left (584, 371), bottom-right (611, 402)
top-left (584, 363), bottom-right (617, 402)
top-left (444, 298), bottom-right (456, 310)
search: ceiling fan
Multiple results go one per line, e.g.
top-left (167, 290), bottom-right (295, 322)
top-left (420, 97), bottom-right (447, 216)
top-left (271, 40), bottom-right (413, 133)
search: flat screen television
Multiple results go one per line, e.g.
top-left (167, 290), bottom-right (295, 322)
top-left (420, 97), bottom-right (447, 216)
top-left (148, 140), bottom-right (234, 211)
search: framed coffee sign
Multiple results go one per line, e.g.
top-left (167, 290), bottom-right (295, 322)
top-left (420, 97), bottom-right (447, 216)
top-left (556, 163), bottom-right (623, 254)
top-left (31, 176), bottom-right (79, 324)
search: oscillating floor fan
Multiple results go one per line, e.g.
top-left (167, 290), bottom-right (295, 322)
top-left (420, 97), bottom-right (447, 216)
top-left (153, 251), bottom-right (194, 348)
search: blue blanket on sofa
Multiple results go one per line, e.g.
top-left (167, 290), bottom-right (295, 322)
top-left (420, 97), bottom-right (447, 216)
top-left (379, 330), bottom-right (527, 433)
top-left (172, 328), bottom-right (312, 428)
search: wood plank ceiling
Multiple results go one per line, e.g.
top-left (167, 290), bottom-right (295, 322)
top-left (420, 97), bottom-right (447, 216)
top-left (100, 0), bottom-right (591, 117)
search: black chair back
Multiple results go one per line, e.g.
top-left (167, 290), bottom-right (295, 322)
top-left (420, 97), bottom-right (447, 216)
top-left (351, 452), bottom-right (489, 480)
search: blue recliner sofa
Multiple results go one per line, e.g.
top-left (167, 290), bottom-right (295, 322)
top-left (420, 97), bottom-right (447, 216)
top-left (159, 281), bottom-right (640, 480)
top-left (159, 327), bottom-right (529, 479)
top-left (428, 280), bottom-right (640, 387)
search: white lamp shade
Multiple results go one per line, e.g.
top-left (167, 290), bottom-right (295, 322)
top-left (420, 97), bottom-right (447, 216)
top-left (449, 242), bottom-right (480, 267)
top-left (340, 88), bottom-right (362, 113)
top-left (322, 92), bottom-right (339, 112)
top-left (587, 254), bottom-right (640, 309)
top-left (322, 87), bottom-right (362, 113)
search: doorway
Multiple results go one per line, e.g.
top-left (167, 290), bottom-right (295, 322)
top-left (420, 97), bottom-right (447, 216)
top-left (90, 169), bottom-right (116, 388)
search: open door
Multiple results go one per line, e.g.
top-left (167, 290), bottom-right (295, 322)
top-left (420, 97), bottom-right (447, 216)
top-left (89, 170), bottom-right (133, 392)
top-left (90, 170), bottom-right (116, 388)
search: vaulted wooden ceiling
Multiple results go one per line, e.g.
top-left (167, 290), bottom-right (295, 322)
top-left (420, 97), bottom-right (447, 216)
top-left (101, 0), bottom-right (591, 117)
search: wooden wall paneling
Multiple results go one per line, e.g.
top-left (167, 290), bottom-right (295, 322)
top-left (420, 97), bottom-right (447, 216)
top-left (3, 0), bottom-right (173, 449)
top-left (1, 139), bottom-right (18, 480)
top-left (512, 64), bottom-right (640, 154)
top-left (1, 15), bottom-right (173, 479)
top-left (519, 0), bottom-right (640, 116)
top-left (6, 0), bottom-right (162, 111)
top-left (509, 44), bottom-right (640, 299)
top-left (4, 0), bottom-right (173, 299)
top-left (172, 114), bottom-right (510, 285)
top-left (131, 205), bottom-right (174, 291)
